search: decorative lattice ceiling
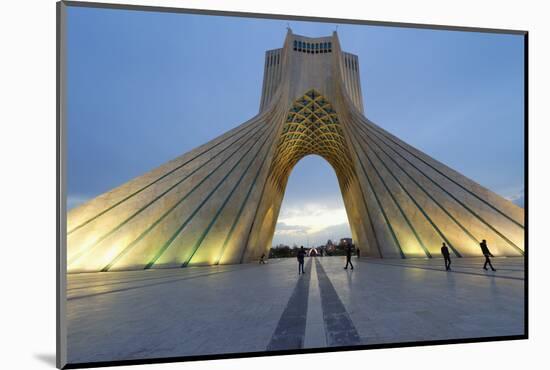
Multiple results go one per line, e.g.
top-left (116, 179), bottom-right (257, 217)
top-left (268, 89), bottom-right (356, 192)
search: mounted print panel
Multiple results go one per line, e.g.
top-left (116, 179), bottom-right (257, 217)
top-left (57, 1), bottom-right (527, 368)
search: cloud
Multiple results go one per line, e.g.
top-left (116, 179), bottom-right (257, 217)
top-left (67, 194), bottom-right (91, 210)
top-left (274, 222), bottom-right (309, 233)
top-left (512, 196), bottom-right (524, 208)
top-left (275, 222), bottom-right (301, 231)
top-left (506, 188), bottom-right (524, 208)
top-left (277, 203), bottom-right (349, 233)
top-left (273, 202), bottom-right (352, 246)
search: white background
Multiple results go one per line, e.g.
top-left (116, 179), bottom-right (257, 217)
top-left (1, 0), bottom-right (548, 369)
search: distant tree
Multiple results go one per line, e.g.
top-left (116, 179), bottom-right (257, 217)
top-left (270, 245), bottom-right (292, 258)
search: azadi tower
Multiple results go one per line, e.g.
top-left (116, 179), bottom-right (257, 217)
top-left (67, 31), bottom-right (524, 273)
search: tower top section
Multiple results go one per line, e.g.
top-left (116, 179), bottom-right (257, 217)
top-left (259, 31), bottom-right (364, 113)
top-left (290, 33), bottom-right (334, 54)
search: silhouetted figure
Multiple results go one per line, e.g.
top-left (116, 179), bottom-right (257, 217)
top-left (259, 253), bottom-right (266, 264)
top-left (480, 239), bottom-right (496, 271)
top-left (297, 246), bottom-right (306, 274)
top-left (344, 245), bottom-right (354, 270)
top-left (356, 248), bottom-right (361, 259)
top-left (441, 242), bottom-right (451, 270)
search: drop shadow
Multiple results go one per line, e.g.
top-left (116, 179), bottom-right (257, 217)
top-left (34, 353), bottom-right (56, 367)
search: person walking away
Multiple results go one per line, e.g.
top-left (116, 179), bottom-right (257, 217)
top-left (441, 242), bottom-right (451, 270)
top-left (480, 239), bottom-right (496, 271)
top-left (297, 246), bottom-right (306, 274)
top-left (259, 253), bottom-right (266, 264)
top-left (344, 245), bottom-right (354, 270)
top-left (356, 247), bottom-right (361, 259)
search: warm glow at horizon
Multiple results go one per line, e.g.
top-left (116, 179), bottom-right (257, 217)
top-left (275, 203), bottom-right (349, 235)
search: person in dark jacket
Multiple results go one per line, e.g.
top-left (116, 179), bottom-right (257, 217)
top-left (297, 246), bottom-right (306, 274)
top-left (480, 239), bottom-right (496, 271)
top-left (356, 247), bottom-right (361, 259)
top-left (259, 253), bottom-right (266, 264)
top-left (441, 242), bottom-right (451, 271)
top-left (344, 245), bottom-right (354, 270)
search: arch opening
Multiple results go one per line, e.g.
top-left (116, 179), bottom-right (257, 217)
top-left (271, 154), bottom-right (353, 251)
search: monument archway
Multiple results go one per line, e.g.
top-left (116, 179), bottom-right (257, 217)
top-left (66, 30), bottom-right (524, 273)
top-left (248, 89), bottom-right (371, 261)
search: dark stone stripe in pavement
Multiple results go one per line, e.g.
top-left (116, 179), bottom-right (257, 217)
top-left (315, 259), bottom-right (361, 347)
top-left (266, 259), bottom-right (312, 351)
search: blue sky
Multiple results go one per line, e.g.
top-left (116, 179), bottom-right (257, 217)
top-left (67, 6), bottom-right (525, 247)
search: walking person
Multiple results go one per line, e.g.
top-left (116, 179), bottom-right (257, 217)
top-left (441, 242), bottom-right (451, 271)
top-left (259, 253), bottom-right (266, 264)
top-left (356, 247), bottom-right (361, 259)
top-left (344, 245), bottom-right (354, 270)
top-left (480, 239), bottom-right (496, 271)
top-left (297, 246), bottom-right (306, 274)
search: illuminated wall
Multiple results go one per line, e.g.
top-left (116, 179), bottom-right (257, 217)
top-left (66, 31), bottom-right (524, 273)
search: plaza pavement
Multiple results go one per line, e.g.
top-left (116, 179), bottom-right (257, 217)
top-left (66, 256), bottom-right (525, 364)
